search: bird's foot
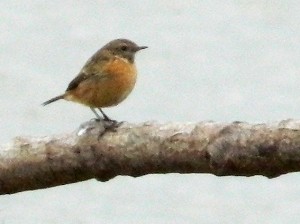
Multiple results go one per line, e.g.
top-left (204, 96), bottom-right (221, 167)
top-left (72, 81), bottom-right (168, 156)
top-left (95, 119), bottom-right (124, 140)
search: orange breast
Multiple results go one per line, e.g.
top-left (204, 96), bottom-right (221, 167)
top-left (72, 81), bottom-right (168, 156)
top-left (66, 57), bottom-right (137, 108)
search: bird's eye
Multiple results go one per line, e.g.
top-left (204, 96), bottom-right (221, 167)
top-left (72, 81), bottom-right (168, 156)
top-left (120, 45), bottom-right (128, 51)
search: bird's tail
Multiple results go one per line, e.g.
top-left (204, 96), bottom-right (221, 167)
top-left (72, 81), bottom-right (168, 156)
top-left (42, 94), bottom-right (64, 106)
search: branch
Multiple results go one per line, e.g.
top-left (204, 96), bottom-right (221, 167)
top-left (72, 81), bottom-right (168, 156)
top-left (1, 119), bottom-right (300, 195)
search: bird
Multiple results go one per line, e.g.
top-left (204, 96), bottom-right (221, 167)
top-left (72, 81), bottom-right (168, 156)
top-left (42, 38), bottom-right (147, 122)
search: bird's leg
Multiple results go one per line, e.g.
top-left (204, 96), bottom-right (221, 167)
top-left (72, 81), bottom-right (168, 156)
top-left (97, 108), bottom-right (123, 133)
top-left (90, 107), bottom-right (102, 121)
top-left (98, 108), bottom-right (112, 121)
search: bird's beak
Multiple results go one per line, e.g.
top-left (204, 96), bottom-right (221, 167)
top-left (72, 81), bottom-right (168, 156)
top-left (136, 46), bottom-right (148, 51)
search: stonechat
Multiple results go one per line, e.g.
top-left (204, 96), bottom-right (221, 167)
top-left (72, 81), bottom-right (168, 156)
top-left (42, 38), bottom-right (147, 121)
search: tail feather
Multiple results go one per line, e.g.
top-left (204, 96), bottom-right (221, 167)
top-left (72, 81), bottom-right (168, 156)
top-left (42, 94), bottom-right (64, 106)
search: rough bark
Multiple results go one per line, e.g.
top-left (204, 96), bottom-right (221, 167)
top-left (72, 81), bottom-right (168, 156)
top-left (1, 119), bottom-right (300, 195)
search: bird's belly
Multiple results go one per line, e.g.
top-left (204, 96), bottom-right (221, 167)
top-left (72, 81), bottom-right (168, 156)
top-left (66, 57), bottom-right (137, 108)
top-left (93, 74), bottom-right (136, 107)
top-left (67, 71), bottom-right (137, 108)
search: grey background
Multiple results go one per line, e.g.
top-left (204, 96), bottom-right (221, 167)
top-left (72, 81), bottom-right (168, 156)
top-left (1, 1), bottom-right (300, 223)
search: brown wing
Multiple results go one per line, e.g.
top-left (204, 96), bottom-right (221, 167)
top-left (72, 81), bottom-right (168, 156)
top-left (66, 50), bottom-right (111, 92)
top-left (66, 71), bottom-right (110, 92)
top-left (66, 72), bottom-right (92, 91)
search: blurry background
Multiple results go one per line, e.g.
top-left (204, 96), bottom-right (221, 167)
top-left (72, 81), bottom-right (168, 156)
top-left (1, 1), bottom-right (300, 223)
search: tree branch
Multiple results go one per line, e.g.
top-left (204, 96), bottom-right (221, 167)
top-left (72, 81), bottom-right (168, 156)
top-left (1, 119), bottom-right (300, 195)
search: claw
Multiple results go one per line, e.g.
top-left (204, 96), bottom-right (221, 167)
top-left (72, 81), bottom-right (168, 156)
top-left (97, 120), bottom-right (124, 140)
